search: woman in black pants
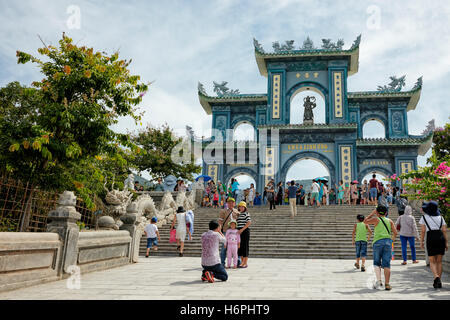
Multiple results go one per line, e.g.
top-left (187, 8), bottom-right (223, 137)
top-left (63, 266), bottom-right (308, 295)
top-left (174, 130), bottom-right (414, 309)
top-left (276, 182), bottom-right (283, 206)
top-left (237, 201), bottom-right (252, 268)
top-left (267, 182), bottom-right (276, 210)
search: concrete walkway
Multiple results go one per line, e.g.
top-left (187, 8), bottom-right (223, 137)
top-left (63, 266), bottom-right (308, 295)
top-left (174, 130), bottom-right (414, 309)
top-left (1, 257), bottom-right (449, 300)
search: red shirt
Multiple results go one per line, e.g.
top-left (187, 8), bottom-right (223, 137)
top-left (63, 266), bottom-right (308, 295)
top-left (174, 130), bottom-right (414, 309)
top-left (369, 178), bottom-right (378, 189)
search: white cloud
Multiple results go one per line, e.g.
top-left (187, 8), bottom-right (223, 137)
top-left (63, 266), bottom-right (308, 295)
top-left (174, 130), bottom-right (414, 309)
top-left (1, 0), bottom-right (448, 183)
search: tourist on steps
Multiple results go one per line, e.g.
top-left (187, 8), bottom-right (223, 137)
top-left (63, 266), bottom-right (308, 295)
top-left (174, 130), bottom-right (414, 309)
top-left (248, 183), bottom-right (256, 207)
top-left (237, 201), bottom-right (252, 268)
top-left (311, 179), bottom-right (320, 207)
top-left (336, 180), bottom-right (344, 205)
top-left (395, 205), bottom-right (419, 265)
top-left (218, 197), bottom-right (239, 266)
top-left (344, 183), bottom-right (351, 205)
top-left (369, 174), bottom-right (378, 205)
top-left (364, 205), bottom-right (398, 291)
top-left (201, 220), bottom-right (228, 283)
top-left (419, 201), bottom-right (448, 289)
top-left (288, 180), bottom-right (298, 218)
top-left (352, 214), bottom-right (372, 272)
top-left (276, 182), bottom-right (283, 206)
top-left (144, 217), bottom-right (160, 258)
top-left (350, 181), bottom-right (358, 206)
top-left (267, 182), bottom-right (276, 210)
top-left (171, 206), bottom-right (188, 257)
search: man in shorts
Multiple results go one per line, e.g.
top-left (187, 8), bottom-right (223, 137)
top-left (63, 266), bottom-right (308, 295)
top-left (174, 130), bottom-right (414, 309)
top-left (369, 174), bottom-right (379, 205)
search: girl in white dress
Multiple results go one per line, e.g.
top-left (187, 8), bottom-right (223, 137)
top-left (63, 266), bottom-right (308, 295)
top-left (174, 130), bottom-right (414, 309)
top-left (171, 206), bottom-right (187, 257)
top-left (248, 183), bottom-right (255, 207)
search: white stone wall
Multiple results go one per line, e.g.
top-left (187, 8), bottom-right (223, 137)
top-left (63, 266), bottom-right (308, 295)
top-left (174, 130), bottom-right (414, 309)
top-left (0, 233), bottom-right (61, 292)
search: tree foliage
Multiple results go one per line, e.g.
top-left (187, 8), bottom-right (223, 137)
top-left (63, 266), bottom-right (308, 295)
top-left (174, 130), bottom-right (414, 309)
top-left (397, 124), bottom-right (450, 223)
top-left (131, 124), bottom-right (201, 181)
top-left (1, 34), bottom-right (149, 207)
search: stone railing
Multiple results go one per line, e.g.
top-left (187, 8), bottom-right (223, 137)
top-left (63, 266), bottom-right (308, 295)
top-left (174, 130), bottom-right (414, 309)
top-left (444, 231), bottom-right (450, 275)
top-left (0, 191), bottom-right (140, 293)
top-left (0, 232), bottom-right (61, 292)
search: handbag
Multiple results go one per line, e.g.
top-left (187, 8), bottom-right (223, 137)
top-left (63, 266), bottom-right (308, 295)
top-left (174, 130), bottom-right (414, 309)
top-left (396, 217), bottom-right (401, 231)
top-left (169, 229), bottom-right (177, 243)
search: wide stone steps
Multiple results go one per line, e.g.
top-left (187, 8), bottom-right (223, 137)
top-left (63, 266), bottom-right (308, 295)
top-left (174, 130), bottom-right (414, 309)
top-left (139, 205), bottom-right (424, 260)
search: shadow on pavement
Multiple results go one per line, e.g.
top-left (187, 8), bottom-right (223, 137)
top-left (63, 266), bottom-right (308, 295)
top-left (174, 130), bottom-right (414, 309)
top-left (170, 280), bottom-right (204, 286)
top-left (182, 267), bottom-right (203, 272)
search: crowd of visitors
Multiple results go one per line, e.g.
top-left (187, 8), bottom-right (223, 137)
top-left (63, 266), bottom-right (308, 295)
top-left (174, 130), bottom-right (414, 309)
top-left (143, 174), bottom-right (448, 289)
top-left (200, 174), bottom-right (410, 219)
top-left (201, 178), bottom-right (262, 209)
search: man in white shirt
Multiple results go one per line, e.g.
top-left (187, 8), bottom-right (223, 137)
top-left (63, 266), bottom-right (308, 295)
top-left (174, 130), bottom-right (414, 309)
top-left (311, 179), bottom-right (321, 207)
top-left (144, 217), bottom-right (161, 258)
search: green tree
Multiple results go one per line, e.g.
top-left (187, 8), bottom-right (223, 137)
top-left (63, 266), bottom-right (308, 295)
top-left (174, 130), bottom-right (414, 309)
top-left (398, 124), bottom-right (450, 223)
top-left (2, 33), bottom-right (148, 191)
top-left (131, 124), bottom-right (201, 181)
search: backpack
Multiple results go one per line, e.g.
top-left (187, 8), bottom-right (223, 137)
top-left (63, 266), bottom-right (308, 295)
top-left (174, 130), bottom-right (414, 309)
top-left (397, 198), bottom-right (407, 211)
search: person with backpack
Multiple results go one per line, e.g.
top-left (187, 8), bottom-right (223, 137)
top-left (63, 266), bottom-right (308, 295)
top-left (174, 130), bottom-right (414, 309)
top-left (395, 205), bottom-right (419, 265)
top-left (419, 201), bottom-right (448, 288)
top-left (267, 182), bottom-right (276, 210)
top-left (364, 205), bottom-right (398, 291)
top-left (395, 194), bottom-right (408, 216)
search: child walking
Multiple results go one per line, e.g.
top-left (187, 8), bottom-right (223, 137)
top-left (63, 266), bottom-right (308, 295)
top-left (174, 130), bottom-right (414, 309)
top-left (213, 191), bottom-right (219, 209)
top-left (144, 217), bottom-right (161, 258)
top-left (225, 219), bottom-right (241, 269)
top-left (352, 214), bottom-right (372, 271)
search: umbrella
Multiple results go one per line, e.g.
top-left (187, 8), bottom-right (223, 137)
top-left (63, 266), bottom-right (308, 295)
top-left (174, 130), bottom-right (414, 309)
top-left (195, 175), bottom-right (212, 182)
top-left (352, 180), bottom-right (359, 184)
top-left (315, 177), bottom-right (328, 182)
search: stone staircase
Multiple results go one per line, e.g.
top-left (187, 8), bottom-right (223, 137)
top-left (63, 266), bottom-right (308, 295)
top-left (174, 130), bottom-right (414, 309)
top-left (139, 205), bottom-right (426, 260)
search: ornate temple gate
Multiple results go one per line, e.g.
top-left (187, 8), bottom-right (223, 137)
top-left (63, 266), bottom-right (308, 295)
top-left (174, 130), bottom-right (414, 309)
top-left (196, 35), bottom-right (433, 194)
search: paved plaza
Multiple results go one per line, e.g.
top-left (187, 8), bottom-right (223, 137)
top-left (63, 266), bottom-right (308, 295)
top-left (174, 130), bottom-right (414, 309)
top-left (1, 257), bottom-right (448, 300)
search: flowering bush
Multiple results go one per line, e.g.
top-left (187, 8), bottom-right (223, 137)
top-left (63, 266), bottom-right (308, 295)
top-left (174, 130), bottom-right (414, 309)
top-left (399, 125), bottom-right (450, 224)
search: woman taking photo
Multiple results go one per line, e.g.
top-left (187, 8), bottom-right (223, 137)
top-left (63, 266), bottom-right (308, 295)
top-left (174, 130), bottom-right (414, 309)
top-left (237, 201), bottom-right (252, 268)
top-left (419, 201), bottom-right (448, 288)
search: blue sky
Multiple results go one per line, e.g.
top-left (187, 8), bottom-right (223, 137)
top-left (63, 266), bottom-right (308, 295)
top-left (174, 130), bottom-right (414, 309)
top-left (1, 0), bottom-right (449, 186)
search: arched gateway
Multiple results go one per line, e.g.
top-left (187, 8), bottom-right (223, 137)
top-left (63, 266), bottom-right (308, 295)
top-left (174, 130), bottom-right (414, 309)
top-left (195, 35), bottom-right (433, 194)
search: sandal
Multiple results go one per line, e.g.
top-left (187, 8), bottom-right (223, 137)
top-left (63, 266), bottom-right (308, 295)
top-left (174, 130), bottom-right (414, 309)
top-left (401, 261), bottom-right (407, 265)
top-left (413, 260), bottom-right (419, 264)
top-left (385, 284), bottom-right (392, 291)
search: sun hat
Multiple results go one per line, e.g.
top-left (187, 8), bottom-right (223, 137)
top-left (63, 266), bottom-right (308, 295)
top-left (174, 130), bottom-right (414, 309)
top-left (422, 201), bottom-right (440, 216)
top-left (228, 219), bottom-right (237, 226)
top-left (238, 201), bottom-right (247, 208)
top-left (176, 206), bottom-right (186, 213)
